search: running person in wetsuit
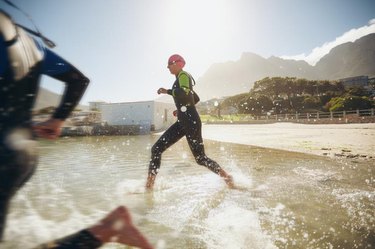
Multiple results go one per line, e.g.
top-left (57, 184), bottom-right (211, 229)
top-left (0, 9), bottom-right (153, 249)
top-left (145, 54), bottom-right (234, 190)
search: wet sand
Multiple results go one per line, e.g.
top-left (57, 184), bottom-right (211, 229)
top-left (202, 123), bottom-right (375, 159)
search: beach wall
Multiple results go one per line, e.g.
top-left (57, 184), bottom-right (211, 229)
top-left (206, 115), bottom-right (375, 125)
top-left (205, 109), bottom-right (375, 125)
top-left (61, 124), bottom-right (152, 136)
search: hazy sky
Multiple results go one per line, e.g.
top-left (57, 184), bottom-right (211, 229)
top-left (2, 0), bottom-right (375, 104)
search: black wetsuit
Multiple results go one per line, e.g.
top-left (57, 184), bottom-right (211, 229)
top-left (0, 10), bottom-right (102, 248)
top-left (148, 70), bottom-right (222, 175)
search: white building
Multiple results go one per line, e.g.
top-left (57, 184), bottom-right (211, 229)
top-left (89, 101), bottom-right (106, 111)
top-left (100, 100), bottom-right (176, 132)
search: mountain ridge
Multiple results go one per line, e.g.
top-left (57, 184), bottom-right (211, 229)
top-left (195, 33), bottom-right (375, 100)
top-left (36, 33), bottom-right (375, 106)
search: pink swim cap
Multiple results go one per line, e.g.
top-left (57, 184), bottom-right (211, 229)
top-left (168, 54), bottom-right (185, 68)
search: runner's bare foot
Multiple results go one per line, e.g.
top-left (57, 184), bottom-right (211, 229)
top-left (224, 175), bottom-right (235, 188)
top-left (88, 206), bottom-right (153, 249)
top-left (145, 174), bottom-right (156, 190)
top-left (219, 169), bottom-right (235, 188)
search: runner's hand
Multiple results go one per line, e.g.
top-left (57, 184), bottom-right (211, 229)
top-left (33, 118), bottom-right (64, 139)
top-left (157, 88), bottom-right (168, 94)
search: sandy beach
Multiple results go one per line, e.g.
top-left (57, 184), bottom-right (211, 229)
top-left (202, 122), bottom-right (375, 159)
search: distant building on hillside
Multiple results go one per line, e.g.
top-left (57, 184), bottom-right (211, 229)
top-left (339, 75), bottom-right (375, 96)
top-left (100, 100), bottom-right (175, 132)
top-left (369, 77), bottom-right (375, 96)
top-left (339, 76), bottom-right (370, 89)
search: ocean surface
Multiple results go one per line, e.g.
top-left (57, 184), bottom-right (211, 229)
top-left (2, 133), bottom-right (374, 249)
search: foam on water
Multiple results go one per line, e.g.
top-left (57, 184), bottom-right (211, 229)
top-left (332, 188), bottom-right (375, 230)
top-left (115, 179), bottom-right (147, 195)
top-left (140, 164), bottom-right (276, 248)
top-left (4, 191), bottom-right (106, 249)
top-left (292, 166), bottom-right (339, 183)
top-left (227, 160), bottom-right (253, 189)
top-left (145, 173), bottom-right (224, 231)
top-left (203, 204), bottom-right (277, 249)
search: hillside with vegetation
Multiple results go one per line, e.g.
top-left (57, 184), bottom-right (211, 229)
top-left (33, 87), bottom-right (88, 113)
top-left (202, 77), bottom-right (375, 116)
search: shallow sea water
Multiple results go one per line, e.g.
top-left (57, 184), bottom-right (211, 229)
top-left (2, 134), bottom-right (374, 249)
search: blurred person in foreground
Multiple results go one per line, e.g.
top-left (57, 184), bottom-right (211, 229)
top-left (145, 54), bottom-right (234, 190)
top-left (0, 9), bottom-right (153, 249)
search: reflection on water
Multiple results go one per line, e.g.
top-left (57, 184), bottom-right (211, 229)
top-left (3, 134), bottom-right (375, 249)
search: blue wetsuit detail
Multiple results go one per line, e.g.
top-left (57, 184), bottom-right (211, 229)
top-left (0, 35), bottom-right (7, 76)
top-left (42, 47), bottom-right (73, 76)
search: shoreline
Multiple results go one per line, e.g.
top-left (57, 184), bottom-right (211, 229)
top-left (202, 122), bottom-right (375, 160)
top-left (61, 122), bottom-right (375, 160)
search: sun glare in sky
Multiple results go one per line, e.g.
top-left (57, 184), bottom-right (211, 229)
top-left (159, 0), bottom-right (250, 66)
top-left (3, 0), bottom-right (374, 104)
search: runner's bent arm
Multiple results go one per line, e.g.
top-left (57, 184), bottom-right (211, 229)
top-left (41, 48), bottom-right (90, 120)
